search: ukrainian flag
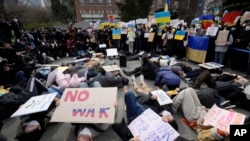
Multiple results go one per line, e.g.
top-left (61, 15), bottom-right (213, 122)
top-left (155, 11), bottom-right (171, 23)
top-left (186, 36), bottom-right (209, 63)
top-left (112, 29), bottom-right (121, 40)
top-left (174, 30), bottom-right (186, 40)
top-left (164, 0), bottom-right (170, 11)
top-left (158, 30), bottom-right (162, 36)
top-left (159, 22), bottom-right (166, 30)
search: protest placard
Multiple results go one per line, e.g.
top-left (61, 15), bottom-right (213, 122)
top-left (106, 48), bottom-right (118, 56)
top-left (215, 30), bottom-right (229, 46)
top-left (150, 90), bottom-right (173, 106)
top-left (11, 93), bottom-right (57, 117)
top-left (203, 104), bottom-right (246, 133)
top-left (99, 44), bottom-right (107, 48)
top-left (102, 65), bottom-right (121, 72)
top-left (199, 62), bottom-right (224, 69)
top-left (205, 27), bottom-right (219, 36)
top-left (50, 87), bottom-right (117, 123)
top-left (147, 33), bottom-right (155, 42)
top-left (128, 109), bottom-right (179, 141)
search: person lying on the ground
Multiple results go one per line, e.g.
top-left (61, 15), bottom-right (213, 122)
top-left (15, 94), bottom-right (60, 141)
top-left (131, 74), bottom-right (174, 114)
top-left (154, 67), bottom-right (181, 90)
top-left (122, 53), bottom-right (160, 80)
top-left (170, 87), bottom-right (249, 141)
top-left (73, 81), bottom-right (118, 141)
top-left (88, 69), bottom-right (129, 88)
top-left (0, 77), bottom-right (49, 120)
top-left (190, 70), bottom-right (248, 89)
top-left (45, 66), bottom-right (85, 91)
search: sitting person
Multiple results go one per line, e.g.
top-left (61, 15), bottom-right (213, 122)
top-left (154, 67), bottom-right (181, 90)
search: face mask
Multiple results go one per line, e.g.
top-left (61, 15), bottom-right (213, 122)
top-left (13, 19), bottom-right (18, 22)
top-left (246, 26), bottom-right (250, 31)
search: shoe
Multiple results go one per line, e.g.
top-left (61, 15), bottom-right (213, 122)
top-left (131, 75), bottom-right (136, 83)
top-left (122, 70), bottom-right (131, 76)
top-left (225, 104), bottom-right (236, 110)
top-left (139, 74), bottom-right (144, 85)
top-left (220, 100), bottom-right (230, 107)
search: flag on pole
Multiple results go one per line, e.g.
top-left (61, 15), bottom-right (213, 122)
top-left (155, 11), bottom-right (171, 23)
top-left (165, 0), bottom-right (170, 11)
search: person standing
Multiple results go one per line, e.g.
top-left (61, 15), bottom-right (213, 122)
top-left (127, 28), bottom-right (135, 54)
top-left (214, 25), bottom-right (233, 64)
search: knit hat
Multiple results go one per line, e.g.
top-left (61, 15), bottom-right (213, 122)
top-left (23, 120), bottom-right (40, 126)
top-left (79, 127), bottom-right (92, 137)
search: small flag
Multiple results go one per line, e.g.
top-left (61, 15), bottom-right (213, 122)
top-left (155, 11), bottom-right (171, 23)
top-left (174, 30), bottom-right (186, 40)
top-left (112, 29), bottom-right (121, 40)
top-left (164, 0), bottom-right (170, 11)
top-left (214, 7), bottom-right (220, 15)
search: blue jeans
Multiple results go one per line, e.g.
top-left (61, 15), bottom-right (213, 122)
top-left (124, 91), bottom-right (145, 123)
top-left (214, 52), bottom-right (225, 64)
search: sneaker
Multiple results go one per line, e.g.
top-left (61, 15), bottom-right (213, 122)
top-left (139, 74), bottom-right (144, 85)
top-left (131, 75), bottom-right (136, 83)
top-left (220, 100), bottom-right (230, 107)
top-left (225, 104), bottom-right (236, 110)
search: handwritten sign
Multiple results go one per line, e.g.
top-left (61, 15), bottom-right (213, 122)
top-left (50, 88), bottom-right (117, 123)
top-left (203, 104), bottom-right (246, 133)
top-left (215, 30), bottom-right (229, 46)
top-left (128, 109), bottom-right (179, 141)
top-left (199, 62), bottom-right (224, 69)
top-left (106, 48), bottom-right (118, 56)
top-left (151, 90), bottom-right (173, 106)
top-left (102, 65), bottom-right (121, 72)
top-left (11, 93), bottom-right (57, 117)
top-left (99, 44), bottom-right (107, 48)
top-left (205, 27), bottom-right (219, 36)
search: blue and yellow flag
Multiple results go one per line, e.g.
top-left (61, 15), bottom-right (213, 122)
top-left (174, 30), bottom-right (186, 40)
top-left (186, 36), bottom-right (209, 63)
top-left (157, 30), bottom-right (162, 36)
top-left (214, 7), bottom-right (220, 15)
top-left (165, 0), bottom-right (170, 11)
top-left (112, 29), bottom-right (121, 40)
top-left (155, 11), bottom-right (171, 23)
top-left (159, 22), bottom-right (166, 30)
top-left (199, 14), bottom-right (214, 29)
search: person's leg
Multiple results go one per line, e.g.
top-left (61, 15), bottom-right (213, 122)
top-left (124, 91), bottom-right (145, 123)
top-left (45, 68), bottom-right (58, 87)
top-left (80, 82), bottom-right (89, 88)
top-left (92, 81), bottom-right (102, 88)
top-left (140, 81), bottom-right (151, 94)
top-left (132, 81), bottom-right (145, 94)
top-left (172, 88), bottom-right (204, 121)
top-left (214, 52), bottom-right (219, 63)
top-left (218, 52), bottom-right (225, 65)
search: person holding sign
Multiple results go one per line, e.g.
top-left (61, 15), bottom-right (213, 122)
top-left (214, 25), bottom-right (233, 64)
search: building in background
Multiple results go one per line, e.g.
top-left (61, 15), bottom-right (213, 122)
top-left (74, 0), bottom-right (201, 23)
top-left (203, 0), bottom-right (223, 15)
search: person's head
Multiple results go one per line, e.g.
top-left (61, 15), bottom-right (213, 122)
top-left (121, 77), bottom-right (129, 85)
top-left (211, 20), bottom-right (219, 27)
top-left (76, 128), bottom-right (93, 141)
top-left (23, 120), bottom-right (41, 133)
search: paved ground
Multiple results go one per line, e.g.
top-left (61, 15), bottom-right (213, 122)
top-left (1, 56), bottom-right (250, 141)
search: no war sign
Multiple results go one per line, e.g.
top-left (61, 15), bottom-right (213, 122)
top-left (230, 125), bottom-right (250, 140)
top-left (51, 87), bottom-right (117, 123)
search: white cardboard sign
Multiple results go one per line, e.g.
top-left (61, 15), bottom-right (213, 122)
top-left (128, 109), bottom-right (179, 141)
top-left (106, 48), bottom-right (118, 56)
top-left (11, 93), bottom-right (57, 117)
top-left (151, 90), bottom-right (173, 106)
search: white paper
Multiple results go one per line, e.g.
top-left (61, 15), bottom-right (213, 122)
top-left (151, 90), bottom-right (173, 106)
top-left (206, 27), bottom-right (219, 36)
top-left (128, 109), bottom-right (179, 141)
top-left (99, 44), bottom-right (107, 48)
top-left (106, 48), bottom-right (118, 56)
top-left (11, 93), bottom-right (57, 117)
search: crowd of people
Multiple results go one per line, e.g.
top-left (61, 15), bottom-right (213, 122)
top-left (1, 13), bottom-right (250, 141)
